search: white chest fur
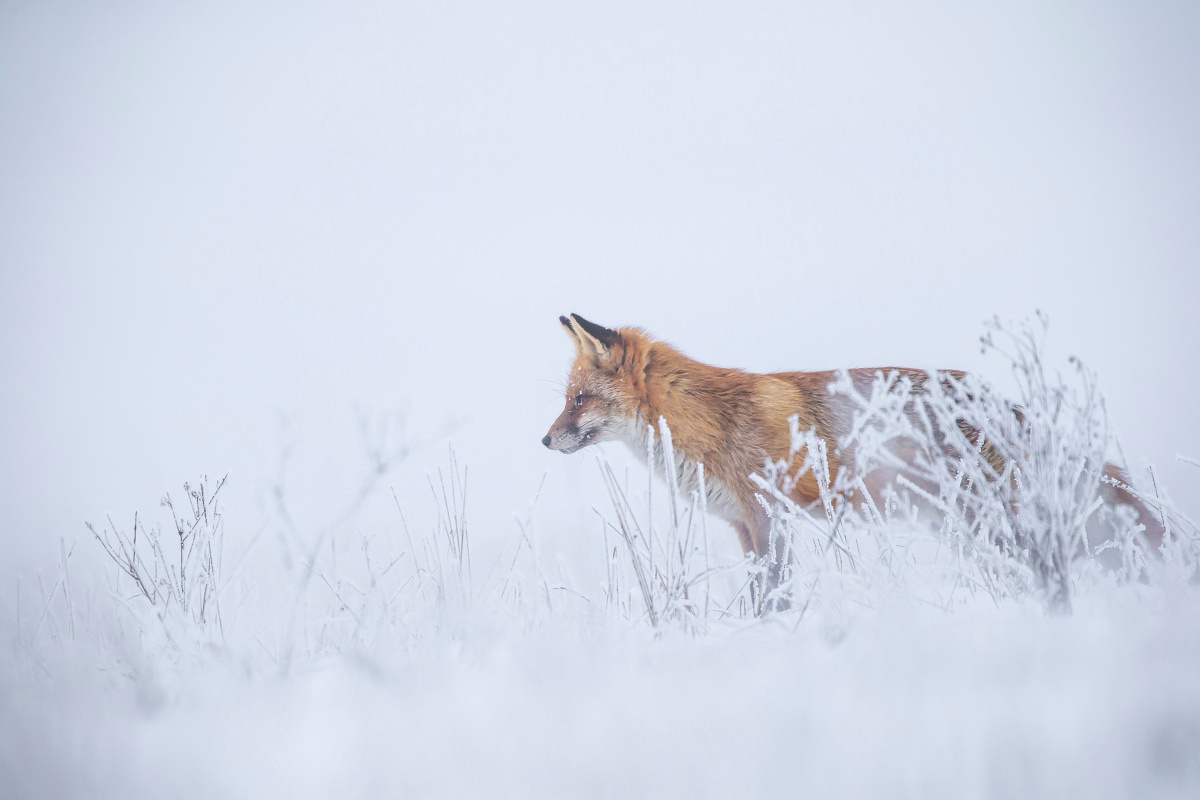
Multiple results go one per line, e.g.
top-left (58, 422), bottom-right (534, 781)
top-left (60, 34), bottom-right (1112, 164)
top-left (617, 416), bottom-right (743, 522)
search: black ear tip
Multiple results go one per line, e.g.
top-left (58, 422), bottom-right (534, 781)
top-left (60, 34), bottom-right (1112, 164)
top-left (569, 313), bottom-right (618, 346)
top-left (559, 315), bottom-right (571, 327)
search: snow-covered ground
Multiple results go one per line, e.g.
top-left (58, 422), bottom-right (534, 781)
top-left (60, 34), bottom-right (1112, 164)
top-left (5, 558), bottom-right (1199, 799)
top-left (4, 416), bottom-right (1199, 798)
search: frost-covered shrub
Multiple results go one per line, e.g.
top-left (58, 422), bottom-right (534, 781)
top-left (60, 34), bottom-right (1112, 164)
top-left (88, 475), bottom-right (230, 652)
top-left (755, 314), bottom-right (1196, 613)
top-left (842, 315), bottom-right (1112, 609)
top-left (74, 456), bottom-right (551, 676)
top-left (596, 417), bottom-right (734, 632)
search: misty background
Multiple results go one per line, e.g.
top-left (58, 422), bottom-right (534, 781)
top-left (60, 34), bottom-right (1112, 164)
top-left (2, 0), bottom-right (1198, 578)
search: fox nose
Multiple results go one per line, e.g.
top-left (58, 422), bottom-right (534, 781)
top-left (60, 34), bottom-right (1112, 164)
top-left (541, 434), bottom-right (552, 448)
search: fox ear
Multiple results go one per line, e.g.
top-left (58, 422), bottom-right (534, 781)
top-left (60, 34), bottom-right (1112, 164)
top-left (569, 313), bottom-right (619, 359)
top-left (560, 315), bottom-right (583, 351)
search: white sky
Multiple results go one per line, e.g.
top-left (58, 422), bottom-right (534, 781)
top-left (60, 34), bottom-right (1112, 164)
top-left (2, 0), bottom-right (1198, 573)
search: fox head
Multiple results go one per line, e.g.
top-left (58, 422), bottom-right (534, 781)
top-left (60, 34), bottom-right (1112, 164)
top-left (542, 314), bottom-right (642, 454)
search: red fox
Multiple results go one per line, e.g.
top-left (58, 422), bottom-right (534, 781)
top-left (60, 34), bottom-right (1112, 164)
top-left (542, 313), bottom-right (1162, 567)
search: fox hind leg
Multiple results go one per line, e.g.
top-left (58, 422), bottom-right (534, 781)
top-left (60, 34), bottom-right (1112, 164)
top-left (736, 520), bottom-right (792, 615)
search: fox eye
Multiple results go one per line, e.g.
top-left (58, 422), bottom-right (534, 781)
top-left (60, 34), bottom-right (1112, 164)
top-left (575, 393), bottom-right (585, 407)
